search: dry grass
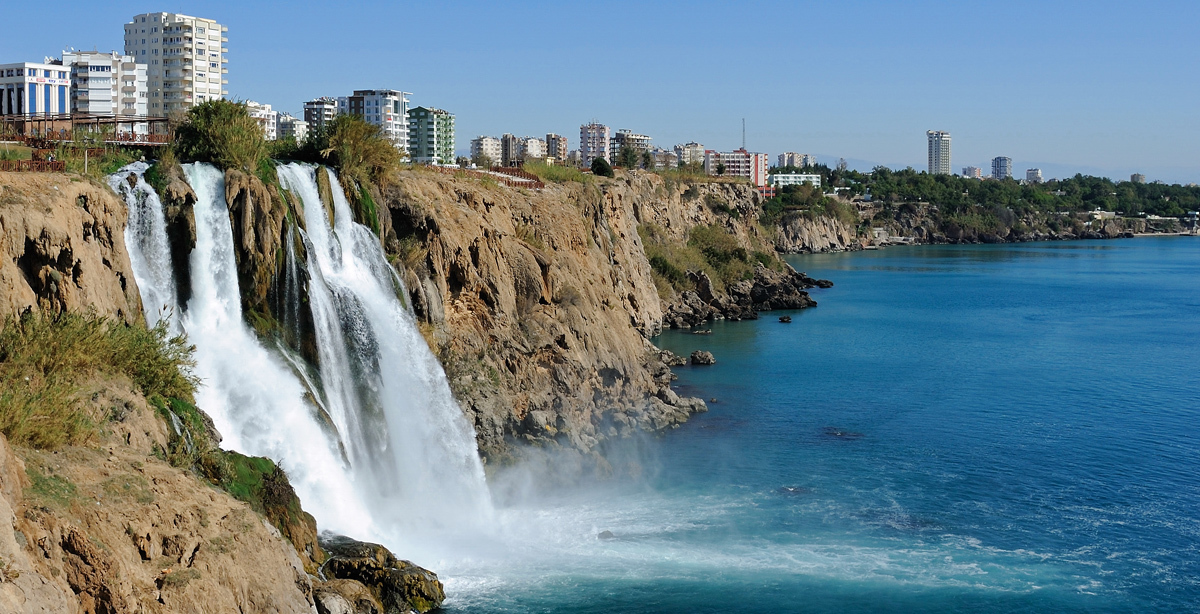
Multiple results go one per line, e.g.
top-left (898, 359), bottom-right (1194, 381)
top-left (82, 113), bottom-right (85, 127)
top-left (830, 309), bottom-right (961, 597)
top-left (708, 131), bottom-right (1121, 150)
top-left (0, 312), bottom-right (197, 449)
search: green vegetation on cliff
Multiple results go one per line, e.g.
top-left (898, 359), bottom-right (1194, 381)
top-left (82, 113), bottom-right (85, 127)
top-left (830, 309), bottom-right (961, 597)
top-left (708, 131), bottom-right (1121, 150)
top-left (639, 223), bottom-right (777, 298)
top-left (0, 312), bottom-right (196, 448)
top-left (174, 100), bottom-right (270, 174)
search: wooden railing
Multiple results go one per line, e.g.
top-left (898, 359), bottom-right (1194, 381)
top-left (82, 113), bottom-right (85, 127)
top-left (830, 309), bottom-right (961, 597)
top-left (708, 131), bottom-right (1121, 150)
top-left (0, 160), bottom-right (66, 172)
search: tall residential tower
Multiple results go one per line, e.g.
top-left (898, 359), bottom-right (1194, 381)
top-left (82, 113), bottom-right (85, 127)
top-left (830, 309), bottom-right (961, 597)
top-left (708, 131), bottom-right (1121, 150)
top-left (927, 130), bottom-right (951, 175)
top-left (124, 12), bottom-right (227, 116)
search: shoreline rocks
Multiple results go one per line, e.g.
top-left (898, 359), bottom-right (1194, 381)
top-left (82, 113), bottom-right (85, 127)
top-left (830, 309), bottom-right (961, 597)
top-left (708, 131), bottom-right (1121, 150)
top-left (317, 534), bottom-right (445, 614)
top-left (690, 350), bottom-right (716, 365)
top-left (663, 266), bottom-right (831, 329)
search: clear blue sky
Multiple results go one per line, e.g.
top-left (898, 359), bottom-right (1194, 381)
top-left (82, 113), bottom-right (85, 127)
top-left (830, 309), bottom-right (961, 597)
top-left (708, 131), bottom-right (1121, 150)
top-left (4, 1), bottom-right (1198, 182)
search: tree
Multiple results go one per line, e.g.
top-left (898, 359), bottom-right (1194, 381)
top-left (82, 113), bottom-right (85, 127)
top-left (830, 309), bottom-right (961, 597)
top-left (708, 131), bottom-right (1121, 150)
top-left (641, 150), bottom-right (656, 171)
top-left (591, 157), bottom-right (614, 178)
top-left (173, 99), bottom-right (267, 172)
top-left (617, 145), bottom-right (639, 169)
top-left (716, 162), bottom-right (726, 176)
top-left (471, 153), bottom-right (493, 169)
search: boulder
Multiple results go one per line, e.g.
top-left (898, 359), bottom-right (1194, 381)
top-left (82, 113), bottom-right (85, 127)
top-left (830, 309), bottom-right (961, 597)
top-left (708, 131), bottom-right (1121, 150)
top-left (690, 350), bottom-right (716, 366)
top-left (315, 579), bottom-right (384, 614)
top-left (319, 534), bottom-right (445, 613)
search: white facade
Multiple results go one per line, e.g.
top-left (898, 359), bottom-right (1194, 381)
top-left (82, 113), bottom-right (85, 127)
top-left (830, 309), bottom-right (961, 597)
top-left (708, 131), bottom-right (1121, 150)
top-left (992, 156), bottom-right (1012, 180)
top-left (609, 129), bottom-right (651, 163)
top-left (650, 147), bottom-right (678, 169)
top-left (303, 97), bottom-right (338, 129)
top-left (927, 130), bottom-right (951, 175)
top-left (340, 89), bottom-right (410, 152)
top-left (580, 122), bottom-right (609, 165)
top-left (277, 113), bottom-right (308, 142)
top-left (778, 152), bottom-right (817, 168)
top-left (521, 137), bottom-right (547, 160)
top-left (61, 51), bottom-right (147, 122)
top-left (962, 166), bottom-right (982, 179)
top-left (0, 62), bottom-right (70, 116)
top-left (704, 148), bottom-right (770, 186)
top-left (674, 142), bottom-right (705, 166)
top-left (124, 12), bottom-right (228, 116)
top-left (1025, 168), bottom-right (1042, 183)
top-left (470, 136), bottom-right (502, 166)
top-left (245, 100), bottom-right (277, 140)
top-left (768, 173), bottom-right (822, 188)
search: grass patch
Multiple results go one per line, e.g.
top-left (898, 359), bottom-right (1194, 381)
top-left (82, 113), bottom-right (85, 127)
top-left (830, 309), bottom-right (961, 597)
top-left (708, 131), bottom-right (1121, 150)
top-left (514, 222), bottom-right (545, 250)
top-left (101, 474), bottom-right (155, 505)
top-left (523, 160), bottom-right (588, 184)
top-left (25, 465), bottom-right (77, 509)
top-left (638, 224), bottom-right (776, 299)
top-left (0, 144), bottom-right (32, 161)
top-left (0, 312), bottom-right (197, 449)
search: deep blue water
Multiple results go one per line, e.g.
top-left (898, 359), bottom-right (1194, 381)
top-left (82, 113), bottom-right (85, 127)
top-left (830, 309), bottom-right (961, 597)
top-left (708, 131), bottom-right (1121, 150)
top-left (443, 238), bottom-right (1200, 613)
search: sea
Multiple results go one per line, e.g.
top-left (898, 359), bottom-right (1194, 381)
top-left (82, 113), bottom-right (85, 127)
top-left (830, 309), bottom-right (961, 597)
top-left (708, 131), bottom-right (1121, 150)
top-left (439, 237), bottom-right (1200, 613)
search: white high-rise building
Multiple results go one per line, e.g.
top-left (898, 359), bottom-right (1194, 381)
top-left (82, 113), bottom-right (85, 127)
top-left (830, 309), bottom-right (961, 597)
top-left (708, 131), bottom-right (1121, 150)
top-left (61, 51), bottom-right (148, 124)
top-left (245, 100), bottom-right (277, 140)
top-left (927, 130), bottom-right (951, 175)
top-left (778, 152), bottom-right (817, 168)
top-left (339, 89), bottom-right (410, 152)
top-left (962, 166), bottom-right (982, 179)
top-left (470, 136), bottom-right (502, 166)
top-left (992, 156), bottom-right (1012, 180)
top-left (580, 122), bottom-right (610, 165)
top-left (0, 62), bottom-right (70, 116)
top-left (1025, 168), bottom-right (1042, 183)
top-left (124, 12), bottom-right (227, 116)
top-left (704, 148), bottom-right (771, 186)
top-left (609, 129), bottom-right (651, 163)
top-left (277, 113), bottom-right (307, 142)
top-left (674, 142), bottom-right (705, 166)
top-left (520, 137), bottom-right (547, 161)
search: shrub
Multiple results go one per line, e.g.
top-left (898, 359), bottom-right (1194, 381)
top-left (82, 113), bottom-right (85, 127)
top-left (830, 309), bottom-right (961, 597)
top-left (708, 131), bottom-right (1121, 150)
top-left (523, 160), bottom-right (587, 183)
top-left (591, 157), bottom-right (614, 178)
top-left (305, 115), bottom-right (401, 188)
top-left (173, 100), bottom-right (268, 172)
top-left (0, 312), bottom-right (197, 449)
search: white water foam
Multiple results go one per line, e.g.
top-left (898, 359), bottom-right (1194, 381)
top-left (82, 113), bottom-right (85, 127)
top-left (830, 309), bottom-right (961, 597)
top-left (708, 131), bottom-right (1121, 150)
top-left (108, 162), bottom-right (178, 329)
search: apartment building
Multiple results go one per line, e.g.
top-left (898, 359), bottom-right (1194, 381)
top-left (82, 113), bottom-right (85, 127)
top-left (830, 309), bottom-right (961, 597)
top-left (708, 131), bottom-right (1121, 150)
top-left (768, 173), bottom-right (822, 188)
top-left (650, 147), bottom-right (678, 169)
top-left (303, 97), bottom-right (338, 129)
top-left (546, 133), bottom-right (568, 161)
top-left (61, 51), bottom-right (147, 123)
top-left (470, 136), bottom-right (502, 166)
top-left (243, 100), bottom-right (277, 140)
top-left (124, 12), bottom-right (227, 116)
top-left (521, 137), bottom-right (547, 161)
top-left (0, 62), bottom-right (70, 116)
top-left (408, 106), bottom-right (455, 165)
top-left (992, 156), bottom-right (1012, 180)
top-left (704, 148), bottom-right (770, 186)
top-left (674, 142), bottom-right (705, 166)
top-left (609, 129), bottom-right (651, 163)
top-left (339, 89), bottom-right (410, 151)
top-left (927, 130), bottom-right (952, 175)
top-left (1026, 168), bottom-right (1042, 183)
top-left (962, 166), bottom-right (982, 179)
top-left (580, 122), bottom-right (610, 165)
top-left (277, 113), bottom-right (307, 142)
top-left (500, 133), bottom-right (521, 166)
top-left (1131, 173), bottom-right (1146, 184)
top-left (778, 152), bottom-right (817, 168)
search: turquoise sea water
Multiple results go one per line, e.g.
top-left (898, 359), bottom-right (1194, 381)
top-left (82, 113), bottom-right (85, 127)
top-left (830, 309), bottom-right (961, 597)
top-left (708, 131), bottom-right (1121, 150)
top-left (443, 238), bottom-right (1200, 613)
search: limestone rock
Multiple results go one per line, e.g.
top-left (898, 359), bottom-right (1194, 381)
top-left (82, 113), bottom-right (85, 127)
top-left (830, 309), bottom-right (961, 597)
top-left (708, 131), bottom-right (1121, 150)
top-left (319, 534), bottom-right (445, 613)
top-left (690, 350), bottom-right (716, 365)
top-left (0, 172), bottom-right (141, 322)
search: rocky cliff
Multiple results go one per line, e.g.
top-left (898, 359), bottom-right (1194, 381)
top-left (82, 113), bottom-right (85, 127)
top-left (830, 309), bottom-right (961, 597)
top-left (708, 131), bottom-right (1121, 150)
top-left (773, 214), bottom-right (862, 253)
top-left (374, 170), bottom-right (842, 464)
top-left (0, 172), bottom-right (142, 322)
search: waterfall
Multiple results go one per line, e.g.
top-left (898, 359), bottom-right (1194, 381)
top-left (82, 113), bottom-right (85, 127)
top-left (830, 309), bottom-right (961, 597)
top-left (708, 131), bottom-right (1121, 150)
top-left (277, 163), bottom-right (493, 537)
top-left (108, 162), bottom-right (178, 329)
top-left (112, 161), bottom-right (492, 561)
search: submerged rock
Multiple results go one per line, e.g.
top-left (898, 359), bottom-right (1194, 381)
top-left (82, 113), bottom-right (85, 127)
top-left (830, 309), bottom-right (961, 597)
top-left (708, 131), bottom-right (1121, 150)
top-left (319, 534), bottom-right (445, 613)
top-left (598, 530), bottom-right (616, 540)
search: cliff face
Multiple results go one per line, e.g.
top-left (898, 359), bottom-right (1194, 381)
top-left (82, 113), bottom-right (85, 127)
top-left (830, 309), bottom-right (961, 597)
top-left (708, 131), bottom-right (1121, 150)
top-left (0, 382), bottom-right (317, 614)
top-left (0, 173), bottom-right (142, 322)
top-left (774, 214), bottom-right (861, 253)
top-left (375, 171), bottom-right (841, 462)
top-left (379, 172), bottom-right (707, 462)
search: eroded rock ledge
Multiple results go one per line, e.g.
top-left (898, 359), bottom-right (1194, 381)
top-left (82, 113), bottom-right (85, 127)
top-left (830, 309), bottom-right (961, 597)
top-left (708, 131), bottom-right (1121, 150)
top-left (662, 266), bottom-right (832, 329)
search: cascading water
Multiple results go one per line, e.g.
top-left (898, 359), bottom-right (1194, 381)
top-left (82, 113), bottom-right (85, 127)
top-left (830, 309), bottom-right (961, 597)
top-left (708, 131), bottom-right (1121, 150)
top-left (276, 164), bottom-right (492, 540)
top-left (108, 162), bottom-right (178, 329)
top-left (112, 161), bottom-right (491, 562)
